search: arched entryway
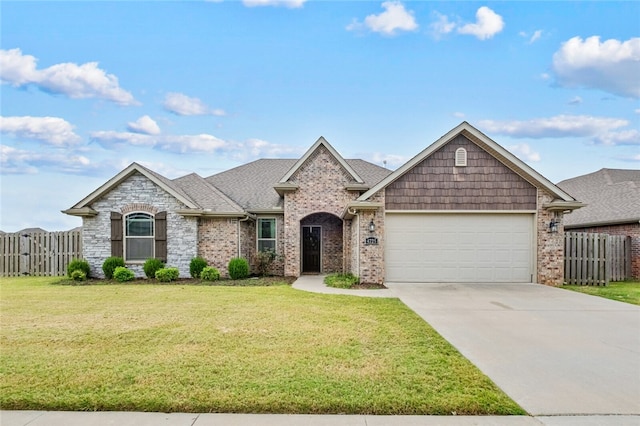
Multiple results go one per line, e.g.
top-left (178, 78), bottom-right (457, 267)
top-left (300, 212), bottom-right (343, 274)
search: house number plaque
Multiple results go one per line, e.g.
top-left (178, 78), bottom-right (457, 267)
top-left (365, 237), bottom-right (378, 245)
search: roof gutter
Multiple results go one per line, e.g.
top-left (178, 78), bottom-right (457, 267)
top-left (175, 209), bottom-right (256, 220)
top-left (564, 218), bottom-right (640, 229)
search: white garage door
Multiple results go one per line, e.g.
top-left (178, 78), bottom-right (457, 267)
top-left (385, 213), bottom-right (534, 283)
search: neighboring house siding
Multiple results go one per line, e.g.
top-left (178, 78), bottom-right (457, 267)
top-left (537, 190), bottom-right (565, 285)
top-left (283, 145), bottom-right (361, 277)
top-left (566, 223), bottom-right (640, 279)
top-left (83, 173), bottom-right (197, 278)
top-left (198, 218), bottom-right (239, 278)
top-left (385, 135), bottom-right (537, 210)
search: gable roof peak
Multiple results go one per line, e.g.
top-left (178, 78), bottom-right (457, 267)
top-left (279, 136), bottom-right (364, 184)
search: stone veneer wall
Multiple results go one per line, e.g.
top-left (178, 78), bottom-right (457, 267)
top-left (566, 223), bottom-right (639, 280)
top-left (198, 218), bottom-right (239, 278)
top-left (283, 146), bottom-right (363, 277)
top-left (82, 172), bottom-right (197, 278)
top-left (536, 190), bottom-right (565, 285)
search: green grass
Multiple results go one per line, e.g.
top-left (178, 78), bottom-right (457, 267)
top-left (563, 281), bottom-right (640, 305)
top-left (0, 276), bottom-right (524, 415)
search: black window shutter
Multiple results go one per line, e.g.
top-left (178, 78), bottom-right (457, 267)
top-left (110, 212), bottom-right (123, 257)
top-left (155, 211), bottom-right (167, 262)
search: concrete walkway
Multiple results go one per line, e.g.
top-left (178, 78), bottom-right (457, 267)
top-left (4, 410), bottom-right (640, 426)
top-left (292, 274), bottom-right (394, 297)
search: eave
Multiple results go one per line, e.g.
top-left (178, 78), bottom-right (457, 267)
top-left (61, 207), bottom-right (98, 217)
top-left (542, 200), bottom-right (587, 212)
top-left (273, 183), bottom-right (299, 196)
top-left (342, 202), bottom-right (384, 220)
top-left (175, 209), bottom-right (252, 219)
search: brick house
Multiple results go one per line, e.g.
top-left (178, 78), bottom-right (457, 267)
top-left (64, 122), bottom-right (583, 285)
top-left (557, 168), bottom-right (640, 279)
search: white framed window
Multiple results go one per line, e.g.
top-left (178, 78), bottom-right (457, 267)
top-left (257, 218), bottom-right (276, 252)
top-left (455, 147), bottom-right (467, 167)
top-left (125, 212), bottom-right (154, 261)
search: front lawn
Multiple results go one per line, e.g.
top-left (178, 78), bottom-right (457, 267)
top-left (0, 277), bottom-right (523, 415)
top-left (563, 281), bottom-right (640, 305)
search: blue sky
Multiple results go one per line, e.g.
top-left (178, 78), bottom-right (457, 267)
top-left (1, 1), bottom-right (639, 232)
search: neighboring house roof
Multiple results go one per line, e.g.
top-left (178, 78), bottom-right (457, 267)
top-left (358, 121), bottom-right (581, 208)
top-left (557, 168), bottom-right (640, 228)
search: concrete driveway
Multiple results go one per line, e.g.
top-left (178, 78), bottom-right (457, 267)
top-left (386, 282), bottom-right (640, 417)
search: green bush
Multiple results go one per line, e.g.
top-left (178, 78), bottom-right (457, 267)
top-left (200, 266), bottom-right (220, 281)
top-left (325, 273), bottom-right (359, 289)
top-left (113, 266), bottom-right (135, 282)
top-left (67, 259), bottom-right (90, 278)
top-left (155, 267), bottom-right (180, 282)
top-left (228, 257), bottom-right (249, 280)
top-left (102, 257), bottom-right (125, 280)
top-left (190, 257), bottom-right (208, 279)
top-left (70, 270), bottom-right (87, 282)
top-left (143, 258), bottom-right (165, 279)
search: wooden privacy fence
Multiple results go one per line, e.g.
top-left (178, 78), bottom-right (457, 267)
top-left (0, 230), bottom-right (82, 277)
top-left (564, 232), bottom-right (631, 286)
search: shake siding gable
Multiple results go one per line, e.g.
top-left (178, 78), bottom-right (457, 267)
top-left (385, 135), bottom-right (537, 210)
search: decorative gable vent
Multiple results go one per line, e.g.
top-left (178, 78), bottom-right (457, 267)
top-left (455, 147), bottom-right (467, 167)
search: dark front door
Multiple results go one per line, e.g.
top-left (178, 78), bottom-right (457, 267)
top-left (302, 226), bottom-right (321, 273)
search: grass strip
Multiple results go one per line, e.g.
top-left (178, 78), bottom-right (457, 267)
top-left (563, 281), bottom-right (640, 305)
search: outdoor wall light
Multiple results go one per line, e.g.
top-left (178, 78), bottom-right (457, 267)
top-left (368, 219), bottom-right (376, 233)
top-left (549, 219), bottom-right (559, 234)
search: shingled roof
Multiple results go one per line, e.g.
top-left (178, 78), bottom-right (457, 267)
top-left (206, 158), bottom-right (392, 211)
top-left (557, 168), bottom-right (640, 228)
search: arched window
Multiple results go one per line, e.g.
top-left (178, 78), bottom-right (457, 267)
top-left (455, 147), bottom-right (467, 167)
top-left (125, 212), bottom-right (154, 261)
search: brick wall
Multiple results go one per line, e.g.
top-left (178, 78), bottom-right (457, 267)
top-left (198, 218), bottom-right (239, 278)
top-left (301, 213), bottom-right (343, 274)
top-left (82, 172), bottom-right (197, 278)
top-left (536, 190), bottom-right (565, 285)
top-left (566, 223), bottom-right (640, 279)
top-left (283, 145), bottom-right (362, 277)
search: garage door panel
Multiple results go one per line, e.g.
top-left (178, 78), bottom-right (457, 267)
top-left (386, 214), bottom-right (533, 283)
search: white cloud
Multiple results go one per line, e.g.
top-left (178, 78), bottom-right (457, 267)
top-left (232, 138), bottom-right (304, 161)
top-left (0, 116), bottom-right (81, 147)
top-left (0, 48), bottom-right (137, 106)
top-left (347, 1), bottom-right (418, 36)
top-left (242, 0), bottom-right (306, 8)
top-left (90, 131), bottom-right (156, 148)
top-left (163, 92), bottom-right (226, 116)
top-left (366, 152), bottom-right (408, 169)
top-left (158, 134), bottom-right (227, 154)
top-left (479, 114), bottom-right (638, 146)
top-left (429, 12), bottom-right (456, 39)
top-left (507, 143), bottom-right (541, 162)
top-left (0, 144), bottom-right (99, 175)
top-left (127, 115), bottom-right (161, 135)
top-left (453, 112), bottom-right (466, 118)
top-left (529, 30), bottom-right (543, 44)
top-left (457, 6), bottom-right (504, 40)
top-left (552, 36), bottom-right (640, 98)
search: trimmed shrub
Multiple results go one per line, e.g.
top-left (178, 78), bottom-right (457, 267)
top-left (143, 258), bottom-right (165, 279)
top-left (113, 266), bottom-right (135, 282)
top-left (102, 256), bottom-right (125, 280)
top-left (325, 273), bottom-right (359, 289)
top-left (70, 270), bottom-right (87, 282)
top-left (190, 257), bottom-right (208, 279)
top-left (156, 267), bottom-right (180, 282)
top-left (200, 266), bottom-right (220, 281)
top-left (228, 257), bottom-right (249, 280)
top-left (67, 259), bottom-right (90, 278)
